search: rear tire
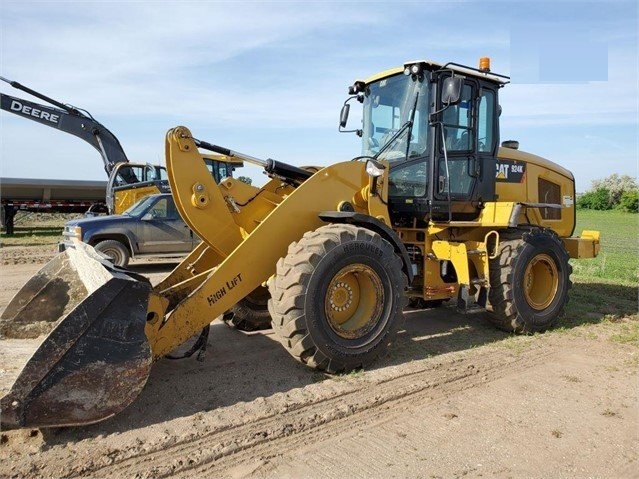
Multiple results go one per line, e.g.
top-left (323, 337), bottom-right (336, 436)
top-left (94, 239), bottom-right (130, 267)
top-left (268, 224), bottom-right (408, 373)
top-left (487, 228), bottom-right (572, 333)
top-left (223, 286), bottom-right (272, 331)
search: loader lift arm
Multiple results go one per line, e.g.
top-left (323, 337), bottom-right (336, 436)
top-left (0, 77), bottom-right (133, 179)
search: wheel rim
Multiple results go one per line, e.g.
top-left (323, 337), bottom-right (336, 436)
top-left (97, 245), bottom-right (123, 265)
top-left (523, 253), bottom-right (559, 310)
top-left (325, 264), bottom-right (384, 339)
top-left (105, 248), bottom-right (122, 264)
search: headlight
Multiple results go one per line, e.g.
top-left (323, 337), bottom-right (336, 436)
top-left (65, 225), bottom-right (82, 238)
top-left (365, 159), bottom-right (385, 178)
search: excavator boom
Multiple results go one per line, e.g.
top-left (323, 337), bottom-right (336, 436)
top-left (0, 78), bottom-right (128, 174)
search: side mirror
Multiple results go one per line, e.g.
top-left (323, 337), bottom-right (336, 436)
top-left (441, 76), bottom-right (463, 105)
top-left (141, 213), bottom-right (154, 221)
top-left (339, 103), bottom-right (350, 128)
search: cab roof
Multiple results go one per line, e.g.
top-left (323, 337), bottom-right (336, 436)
top-left (358, 60), bottom-right (510, 86)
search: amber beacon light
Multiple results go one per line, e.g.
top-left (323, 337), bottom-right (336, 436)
top-left (479, 56), bottom-right (491, 72)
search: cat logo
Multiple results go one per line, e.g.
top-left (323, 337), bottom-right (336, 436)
top-left (495, 160), bottom-right (526, 183)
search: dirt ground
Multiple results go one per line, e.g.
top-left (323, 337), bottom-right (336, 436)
top-left (0, 244), bottom-right (637, 478)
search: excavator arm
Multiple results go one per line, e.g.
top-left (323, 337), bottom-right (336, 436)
top-left (0, 78), bottom-right (128, 175)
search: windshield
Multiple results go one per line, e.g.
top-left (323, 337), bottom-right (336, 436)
top-left (122, 194), bottom-right (158, 217)
top-left (114, 164), bottom-right (165, 186)
top-left (362, 73), bottom-right (430, 162)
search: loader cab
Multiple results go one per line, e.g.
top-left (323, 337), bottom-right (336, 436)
top-left (352, 60), bottom-right (507, 226)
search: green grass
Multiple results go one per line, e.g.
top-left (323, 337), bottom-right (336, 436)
top-left (0, 226), bottom-right (64, 246)
top-left (560, 209), bottom-right (638, 331)
top-left (572, 209), bottom-right (638, 285)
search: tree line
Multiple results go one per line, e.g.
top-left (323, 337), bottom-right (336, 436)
top-left (577, 174), bottom-right (638, 213)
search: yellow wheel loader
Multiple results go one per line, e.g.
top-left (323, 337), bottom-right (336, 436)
top-left (0, 58), bottom-right (600, 429)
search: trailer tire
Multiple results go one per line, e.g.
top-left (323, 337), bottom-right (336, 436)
top-left (487, 228), bottom-right (571, 333)
top-left (94, 239), bottom-right (130, 267)
top-left (268, 224), bottom-right (407, 373)
top-left (223, 286), bottom-right (272, 331)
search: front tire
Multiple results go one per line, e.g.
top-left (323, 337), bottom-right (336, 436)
top-left (94, 239), bottom-right (130, 267)
top-left (268, 224), bottom-right (408, 373)
top-left (487, 228), bottom-right (572, 333)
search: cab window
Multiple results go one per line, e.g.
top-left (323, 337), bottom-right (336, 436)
top-left (477, 89), bottom-right (496, 153)
top-left (114, 165), bottom-right (143, 186)
top-left (442, 84), bottom-right (473, 152)
top-left (388, 161), bottom-right (428, 197)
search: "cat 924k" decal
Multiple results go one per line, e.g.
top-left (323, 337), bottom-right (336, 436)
top-left (496, 159), bottom-right (526, 183)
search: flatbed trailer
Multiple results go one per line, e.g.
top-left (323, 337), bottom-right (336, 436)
top-left (1, 177), bottom-right (107, 231)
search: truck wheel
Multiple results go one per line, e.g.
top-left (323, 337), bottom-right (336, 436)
top-left (223, 286), bottom-right (272, 331)
top-left (487, 228), bottom-right (572, 333)
top-left (94, 240), bottom-right (130, 267)
top-left (268, 224), bottom-right (407, 373)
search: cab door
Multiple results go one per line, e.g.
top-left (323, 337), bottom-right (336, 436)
top-left (431, 77), bottom-right (498, 220)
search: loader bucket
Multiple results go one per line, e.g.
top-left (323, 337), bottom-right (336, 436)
top-left (0, 242), bottom-right (153, 429)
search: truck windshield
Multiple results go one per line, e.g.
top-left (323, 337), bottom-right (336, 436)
top-left (362, 73), bottom-right (430, 162)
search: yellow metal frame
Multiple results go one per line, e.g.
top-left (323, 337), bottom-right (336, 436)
top-left (146, 127), bottom-right (380, 358)
top-left (562, 230), bottom-right (601, 259)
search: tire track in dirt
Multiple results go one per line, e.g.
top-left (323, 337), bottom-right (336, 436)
top-left (73, 344), bottom-right (555, 478)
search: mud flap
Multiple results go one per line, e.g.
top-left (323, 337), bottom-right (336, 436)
top-left (0, 242), bottom-right (153, 429)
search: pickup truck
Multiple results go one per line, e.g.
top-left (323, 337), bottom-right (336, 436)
top-left (60, 193), bottom-right (197, 267)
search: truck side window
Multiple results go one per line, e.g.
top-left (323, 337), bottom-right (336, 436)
top-left (166, 198), bottom-right (179, 220)
top-left (150, 198), bottom-right (168, 219)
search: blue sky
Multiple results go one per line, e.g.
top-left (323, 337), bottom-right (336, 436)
top-left (0, 0), bottom-right (637, 192)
